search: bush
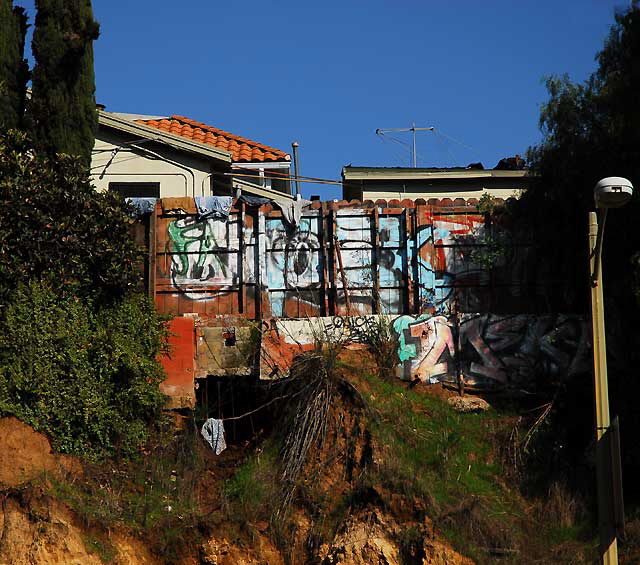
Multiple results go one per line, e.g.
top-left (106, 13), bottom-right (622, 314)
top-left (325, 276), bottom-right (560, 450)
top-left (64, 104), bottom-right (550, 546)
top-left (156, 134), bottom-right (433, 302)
top-left (360, 316), bottom-right (399, 380)
top-left (0, 282), bottom-right (166, 458)
top-left (0, 129), bottom-right (142, 305)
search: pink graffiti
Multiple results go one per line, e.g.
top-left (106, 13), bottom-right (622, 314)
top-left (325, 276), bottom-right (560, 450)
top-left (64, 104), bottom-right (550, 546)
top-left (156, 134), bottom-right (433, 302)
top-left (409, 316), bottom-right (455, 382)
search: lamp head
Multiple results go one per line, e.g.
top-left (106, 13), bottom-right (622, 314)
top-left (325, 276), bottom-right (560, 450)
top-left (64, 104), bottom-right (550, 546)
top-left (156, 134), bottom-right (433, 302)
top-left (594, 177), bottom-right (633, 208)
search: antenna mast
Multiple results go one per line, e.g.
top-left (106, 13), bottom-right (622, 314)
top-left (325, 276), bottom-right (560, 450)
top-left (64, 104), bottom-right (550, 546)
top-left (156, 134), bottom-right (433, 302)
top-left (375, 124), bottom-right (435, 167)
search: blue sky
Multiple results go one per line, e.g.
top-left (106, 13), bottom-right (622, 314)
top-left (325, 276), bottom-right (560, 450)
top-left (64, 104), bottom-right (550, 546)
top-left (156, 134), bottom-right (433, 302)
top-left (20, 0), bottom-right (627, 199)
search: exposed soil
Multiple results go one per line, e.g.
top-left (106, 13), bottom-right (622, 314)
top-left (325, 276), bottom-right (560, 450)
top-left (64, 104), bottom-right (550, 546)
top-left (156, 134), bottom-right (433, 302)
top-left (0, 352), bottom-right (615, 564)
top-left (0, 378), bottom-right (474, 565)
top-left (0, 417), bottom-right (81, 489)
top-left (0, 419), bottom-right (157, 565)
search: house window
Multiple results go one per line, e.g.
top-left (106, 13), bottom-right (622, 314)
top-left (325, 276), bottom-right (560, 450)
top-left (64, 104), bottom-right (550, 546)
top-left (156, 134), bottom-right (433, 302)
top-left (109, 182), bottom-right (160, 198)
top-left (270, 175), bottom-right (290, 194)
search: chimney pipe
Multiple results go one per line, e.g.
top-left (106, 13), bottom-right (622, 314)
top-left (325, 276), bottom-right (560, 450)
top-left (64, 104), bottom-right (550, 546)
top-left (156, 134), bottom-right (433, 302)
top-left (291, 142), bottom-right (300, 198)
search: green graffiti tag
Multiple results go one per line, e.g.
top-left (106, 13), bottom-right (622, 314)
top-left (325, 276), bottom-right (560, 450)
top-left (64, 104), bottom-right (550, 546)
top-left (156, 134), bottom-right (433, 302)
top-left (393, 314), bottom-right (429, 362)
top-left (168, 217), bottom-right (230, 298)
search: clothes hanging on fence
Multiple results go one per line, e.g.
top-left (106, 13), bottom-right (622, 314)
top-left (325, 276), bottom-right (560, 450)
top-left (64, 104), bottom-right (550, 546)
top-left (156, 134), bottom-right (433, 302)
top-left (236, 193), bottom-right (270, 207)
top-left (161, 197), bottom-right (197, 215)
top-left (273, 197), bottom-right (311, 227)
top-left (125, 197), bottom-right (157, 216)
top-left (201, 418), bottom-right (227, 455)
top-left (195, 196), bottom-right (233, 219)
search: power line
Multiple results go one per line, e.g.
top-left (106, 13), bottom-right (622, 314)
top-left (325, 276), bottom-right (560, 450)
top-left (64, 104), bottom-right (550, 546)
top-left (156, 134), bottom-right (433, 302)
top-left (225, 172), bottom-right (342, 186)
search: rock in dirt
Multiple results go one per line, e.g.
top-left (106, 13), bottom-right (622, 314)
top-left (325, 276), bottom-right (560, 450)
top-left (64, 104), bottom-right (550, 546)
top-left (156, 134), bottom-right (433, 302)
top-left (447, 396), bottom-right (490, 413)
top-left (319, 509), bottom-right (474, 565)
top-left (319, 509), bottom-right (399, 564)
top-left (200, 533), bottom-right (284, 565)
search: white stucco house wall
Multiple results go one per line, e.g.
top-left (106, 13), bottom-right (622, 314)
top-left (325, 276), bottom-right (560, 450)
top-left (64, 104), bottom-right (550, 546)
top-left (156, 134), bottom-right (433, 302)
top-left (92, 109), bottom-right (294, 200)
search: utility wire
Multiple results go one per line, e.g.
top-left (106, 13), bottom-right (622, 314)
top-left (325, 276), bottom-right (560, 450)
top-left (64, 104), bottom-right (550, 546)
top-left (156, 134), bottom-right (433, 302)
top-left (376, 130), bottom-right (412, 166)
top-left (226, 172), bottom-right (343, 186)
top-left (231, 166), bottom-right (337, 183)
top-left (89, 148), bottom-right (364, 190)
top-left (219, 379), bottom-right (315, 422)
top-left (433, 129), bottom-right (483, 160)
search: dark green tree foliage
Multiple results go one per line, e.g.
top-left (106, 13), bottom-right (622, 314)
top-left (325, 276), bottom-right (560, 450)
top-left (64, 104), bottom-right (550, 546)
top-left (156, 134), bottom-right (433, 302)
top-left (0, 0), bottom-right (29, 129)
top-left (517, 4), bottom-right (640, 502)
top-left (0, 129), bottom-right (143, 304)
top-left (521, 5), bottom-right (640, 311)
top-left (30, 0), bottom-right (99, 166)
top-left (0, 130), bottom-right (167, 458)
top-left (0, 283), bottom-right (166, 458)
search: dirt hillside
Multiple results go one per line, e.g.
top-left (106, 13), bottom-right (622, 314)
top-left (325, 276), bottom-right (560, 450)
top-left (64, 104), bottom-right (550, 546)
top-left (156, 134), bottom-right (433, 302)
top-left (0, 381), bottom-right (474, 565)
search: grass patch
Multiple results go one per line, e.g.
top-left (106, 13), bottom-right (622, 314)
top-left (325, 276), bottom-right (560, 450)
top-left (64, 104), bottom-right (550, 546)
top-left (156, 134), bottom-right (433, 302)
top-left (358, 315), bottom-right (400, 380)
top-left (50, 424), bottom-right (206, 560)
top-left (82, 533), bottom-right (117, 563)
top-left (222, 438), bottom-right (280, 525)
top-left (356, 369), bottom-right (523, 560)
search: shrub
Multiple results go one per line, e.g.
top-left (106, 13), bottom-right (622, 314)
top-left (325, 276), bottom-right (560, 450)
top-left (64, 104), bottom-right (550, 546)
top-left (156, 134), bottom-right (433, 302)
top-left (360, 316), bottom-right (399, 380)
top-left (0, 129), bottom-right (142, 306)
top-left (0, 282), bottom-right (166, 458)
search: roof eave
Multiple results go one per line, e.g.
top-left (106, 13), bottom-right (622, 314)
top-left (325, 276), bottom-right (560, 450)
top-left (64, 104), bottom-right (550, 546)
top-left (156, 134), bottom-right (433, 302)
top-left (341, 166), bottom-right (530, 181)
top-left (232, 177), bottom-right (294, 200)
top-left (98, 111), bottom-right (233, 164)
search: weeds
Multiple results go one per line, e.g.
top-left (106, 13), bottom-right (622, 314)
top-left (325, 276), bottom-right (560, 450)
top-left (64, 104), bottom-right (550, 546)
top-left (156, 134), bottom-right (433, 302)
top-left (399, 525), bottom-right (427, 564)
top-left (222, 440), bottom-right (279, 524)
top-left (82, 533), bottom-right (117, 563)
top-left (434, 427), bottom-right (463, 478)
top-left (543, 481), bottom-right (582, 529)
top-left (277, 346), bottom-right (342, 517)
top-left (359, 315), bottom-right (400, 380)
top-left (50, 423), bottom-right (206, 558)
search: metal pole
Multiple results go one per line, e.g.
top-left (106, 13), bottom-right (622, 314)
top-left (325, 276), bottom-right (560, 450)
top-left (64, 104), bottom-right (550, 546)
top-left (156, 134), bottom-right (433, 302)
top-left (291, 142), bottom-right (300, 198)
top-left (588, 210), bottom-right (618, 565)
top-left (334, 235), bottom-right (351, 316)
top-left (412, 123), bottom-right (417, 168)
top-left (593, 209), bottom-right (607, 284)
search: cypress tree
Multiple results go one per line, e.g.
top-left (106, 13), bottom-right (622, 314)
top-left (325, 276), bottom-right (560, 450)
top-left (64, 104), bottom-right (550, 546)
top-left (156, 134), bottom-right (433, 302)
top-left (0, 0), bottom-right (29, 130)
top-left (30, 0), bottom-right (99, 167)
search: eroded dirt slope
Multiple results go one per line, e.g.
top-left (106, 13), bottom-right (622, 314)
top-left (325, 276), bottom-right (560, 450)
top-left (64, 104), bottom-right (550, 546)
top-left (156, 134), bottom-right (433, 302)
top-left (0, 391), bottom-right (475, 565)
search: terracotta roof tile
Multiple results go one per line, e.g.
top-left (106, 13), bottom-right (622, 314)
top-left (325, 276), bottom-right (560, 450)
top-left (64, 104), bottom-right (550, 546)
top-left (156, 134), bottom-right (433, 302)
top-left (135, 115), bottom-right (290, 163)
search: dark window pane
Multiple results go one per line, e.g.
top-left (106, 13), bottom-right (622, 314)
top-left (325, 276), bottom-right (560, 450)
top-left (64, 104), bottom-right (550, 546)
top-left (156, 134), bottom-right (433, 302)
top-left (109, 182), bottom-right (160, 198)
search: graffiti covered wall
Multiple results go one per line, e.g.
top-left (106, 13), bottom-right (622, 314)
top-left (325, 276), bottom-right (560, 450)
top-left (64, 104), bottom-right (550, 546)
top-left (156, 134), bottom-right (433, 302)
top-left (137, 197), bottom-right (584, 400)
top-left (153, 198), bottom-right (533, 319)
top-left (393, 313), bottom-right (588, 387)
top-left (255, 313), bottom-right (588, 389)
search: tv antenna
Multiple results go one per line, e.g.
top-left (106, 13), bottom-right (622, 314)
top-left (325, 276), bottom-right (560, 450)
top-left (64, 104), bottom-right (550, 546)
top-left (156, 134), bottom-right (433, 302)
top-left (376, 123), bottom-right (435, 168)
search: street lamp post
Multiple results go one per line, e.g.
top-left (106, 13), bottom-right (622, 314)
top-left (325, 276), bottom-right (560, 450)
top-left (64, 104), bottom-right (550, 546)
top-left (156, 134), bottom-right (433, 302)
top-left (589, 176), bottom-right (633, 565)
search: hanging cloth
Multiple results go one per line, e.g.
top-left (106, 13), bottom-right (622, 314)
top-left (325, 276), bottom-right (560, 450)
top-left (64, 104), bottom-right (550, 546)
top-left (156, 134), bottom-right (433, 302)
top-left (194, 196), bottom-right (233, 219)
top-left (201, 418), bottom-right (227, 455)
top-left (125, 197), bottom-right (157, 216)
top-left (273, 197), bottom-right (312, 227)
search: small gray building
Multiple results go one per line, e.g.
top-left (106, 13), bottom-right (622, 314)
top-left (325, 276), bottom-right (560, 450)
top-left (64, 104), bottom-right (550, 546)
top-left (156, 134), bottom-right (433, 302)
top-left (342, 158), bottom-right (529, 202)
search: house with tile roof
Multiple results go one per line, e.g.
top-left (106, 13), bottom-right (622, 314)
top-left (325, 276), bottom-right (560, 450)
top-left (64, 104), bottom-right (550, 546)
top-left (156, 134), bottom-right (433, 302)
top-left (92, 109), bottom-right (293, 200)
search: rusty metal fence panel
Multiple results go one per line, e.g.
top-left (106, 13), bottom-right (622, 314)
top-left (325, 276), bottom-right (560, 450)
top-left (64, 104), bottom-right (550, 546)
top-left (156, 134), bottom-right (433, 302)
top-left (147, 200), bottom-right (537, 321)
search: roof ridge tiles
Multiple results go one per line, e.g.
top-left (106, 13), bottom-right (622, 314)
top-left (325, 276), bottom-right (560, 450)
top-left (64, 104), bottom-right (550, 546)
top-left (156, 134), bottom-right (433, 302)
top-left (169, 115), bottom-right (288, 156)
top-left (134, 114), bottom-right (290, 163)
